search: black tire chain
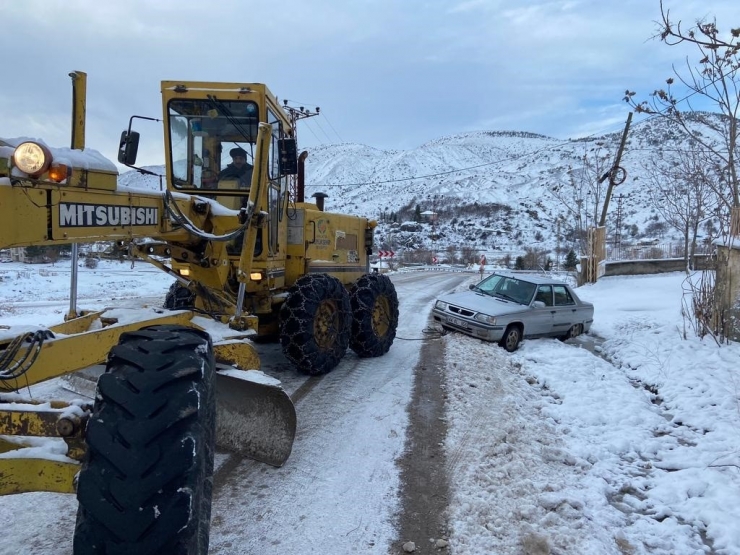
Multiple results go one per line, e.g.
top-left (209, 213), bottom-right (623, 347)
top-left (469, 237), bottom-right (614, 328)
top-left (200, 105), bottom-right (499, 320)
top-left (279, 274), bottom-right (351, 376)
top-left (74, 325), bottom-right (215, 555)
top-left (349, 273), bottom-right (399, 357)
top-left (163, 281), bottom-right (195, 310)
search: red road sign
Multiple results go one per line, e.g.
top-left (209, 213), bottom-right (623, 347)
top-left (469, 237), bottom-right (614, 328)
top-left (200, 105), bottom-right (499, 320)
top-left (378, 250), bottom-right (395, 258)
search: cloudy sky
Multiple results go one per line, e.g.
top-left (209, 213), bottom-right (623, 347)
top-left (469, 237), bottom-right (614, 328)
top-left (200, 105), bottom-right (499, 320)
top-left (1, 0), bottom-right (736, 167)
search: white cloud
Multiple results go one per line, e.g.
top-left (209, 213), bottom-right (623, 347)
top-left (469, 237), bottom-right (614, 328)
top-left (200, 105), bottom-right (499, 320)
top-left (0, 0), bottom-right (737, 163)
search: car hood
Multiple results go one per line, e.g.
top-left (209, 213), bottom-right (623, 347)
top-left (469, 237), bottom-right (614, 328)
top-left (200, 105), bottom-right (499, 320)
top-left (437, 290), bottom-right (528, 316)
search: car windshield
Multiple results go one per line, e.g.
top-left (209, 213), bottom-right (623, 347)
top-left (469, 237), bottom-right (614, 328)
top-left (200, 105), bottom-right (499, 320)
top-left (476, 274), bottom-right (536, 305)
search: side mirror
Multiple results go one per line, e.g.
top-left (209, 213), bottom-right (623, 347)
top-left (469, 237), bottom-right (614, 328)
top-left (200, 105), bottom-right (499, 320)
top-left (533, 301), bottom-right (546, 309)
top-left (118, 130), bottom-right (140, 165)
top-left (468, 284), bottom-right (476, 290)
top-left (278, 138), bottom-right (298, 175)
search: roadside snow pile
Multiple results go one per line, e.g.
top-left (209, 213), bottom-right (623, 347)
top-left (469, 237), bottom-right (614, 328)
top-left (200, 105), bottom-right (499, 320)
top-left (443, 272), bottom-right (740, 554)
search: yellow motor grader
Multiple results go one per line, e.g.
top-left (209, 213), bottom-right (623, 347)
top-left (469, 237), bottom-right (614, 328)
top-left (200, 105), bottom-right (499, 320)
top-left (0, 72), bottom-right (399, 554)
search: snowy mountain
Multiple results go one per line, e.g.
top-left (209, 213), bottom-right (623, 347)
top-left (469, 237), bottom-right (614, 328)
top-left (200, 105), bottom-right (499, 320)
top-left (119, 114), bottom-right (726, 264)
top-left (302, 113), bottom-right (731, 264)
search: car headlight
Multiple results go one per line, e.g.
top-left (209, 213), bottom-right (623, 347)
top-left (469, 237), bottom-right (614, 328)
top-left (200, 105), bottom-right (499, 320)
top-left (435, 300), bottom-right (448, 311)
top-left (474, 313), bottom-right (497, 325)
top-left (13, 141), bottom-right (52, 177)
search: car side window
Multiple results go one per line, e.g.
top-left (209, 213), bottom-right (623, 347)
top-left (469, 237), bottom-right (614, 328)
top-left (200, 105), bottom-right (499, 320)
top-left (535, 285), bottom-right (553, 306)
top-left (553, 285), bottom-right (575, 306)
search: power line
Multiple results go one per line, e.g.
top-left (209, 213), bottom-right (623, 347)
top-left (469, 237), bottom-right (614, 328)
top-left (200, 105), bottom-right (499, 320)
top-left (306, 137), bottom-right (592, 188)
top-left (305, 117), bottom-right (333, 143)
top-left (302, 109), bottom-right (645, 188)
top-left (302, 62), bottom-right (736, 188)
top-left (321, 113), bottom-right (344, 143)
top-left (305, 105), bottom-right (732, 188)
top-left (302, 122), bottom-right (323, 145)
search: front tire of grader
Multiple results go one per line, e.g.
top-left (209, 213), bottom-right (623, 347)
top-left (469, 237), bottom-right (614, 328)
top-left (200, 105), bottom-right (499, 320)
top-left (73, 325), bottom-right (216, 555)
top-left (163, 281), bottom-right (195, 310)
top-left (279, 273), bottom-right (351, 376)
top-left (349, 273), bottom-right (399, 357)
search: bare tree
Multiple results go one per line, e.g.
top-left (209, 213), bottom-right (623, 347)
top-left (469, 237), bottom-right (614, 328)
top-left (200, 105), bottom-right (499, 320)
top-left (643, 147), bottom-right (720, 270)
top-left (548, 142), bottom-right (612, 253)
top-left (459, 245), bottom-right (477, 264)
top-left (624, 1), bottom-right (740, 234)
top-left (515, 247), bottom-right (553, 271)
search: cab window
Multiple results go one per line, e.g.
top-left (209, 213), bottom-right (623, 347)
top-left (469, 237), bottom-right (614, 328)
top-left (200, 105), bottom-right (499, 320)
top-left (167, 99), bottom-right (259, 190)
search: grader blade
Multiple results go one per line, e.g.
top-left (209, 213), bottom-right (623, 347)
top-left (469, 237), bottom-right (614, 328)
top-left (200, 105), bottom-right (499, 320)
top-left (60, 366), bottom-right (103, 400)
top-left (215, 369), bottom-right (296, 467)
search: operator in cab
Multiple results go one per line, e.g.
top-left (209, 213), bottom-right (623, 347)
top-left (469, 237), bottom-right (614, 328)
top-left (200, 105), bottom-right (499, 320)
top-left (219, 147), bottom-right (253, 188)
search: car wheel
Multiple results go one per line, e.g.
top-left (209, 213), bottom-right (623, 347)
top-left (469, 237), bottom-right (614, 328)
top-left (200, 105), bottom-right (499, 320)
top-left (499, 325), bottom-right (521, 352)
top-left (561, 324), bottom-right (583, 341)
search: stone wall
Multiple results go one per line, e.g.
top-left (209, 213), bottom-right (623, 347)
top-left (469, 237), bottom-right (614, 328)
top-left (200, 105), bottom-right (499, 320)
top-left (601, 256), bottom-right (713, 276)
top-left (577, 255), bottom-right (713, 283)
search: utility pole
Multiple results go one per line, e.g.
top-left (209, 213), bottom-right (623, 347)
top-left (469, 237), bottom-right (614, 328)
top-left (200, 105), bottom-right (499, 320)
top-left (598, 112), bottom-right (632, 228)
top-left (282, 101), bottom-right (320, 205)
top-left (556, 218), bottom-right (561, 271)
top-left (428, 194), bottom-right (443, 263)
top-left (586, 112), bottom-right (632, 284)
top-left (614, 194), bottom-right (625, 247)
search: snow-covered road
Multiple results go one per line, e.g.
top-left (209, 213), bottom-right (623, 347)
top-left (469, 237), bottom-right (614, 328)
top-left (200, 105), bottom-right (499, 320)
top-left (1, 264), bottom-right (739, 554)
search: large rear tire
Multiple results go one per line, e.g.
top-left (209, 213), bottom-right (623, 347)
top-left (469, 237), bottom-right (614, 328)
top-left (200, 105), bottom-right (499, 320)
top-left (74, 325), bottom-right (216, 555)
top-left (349, 273), bottom-right (399, 357)
top-left (279, 274), bottom-right (351, 376)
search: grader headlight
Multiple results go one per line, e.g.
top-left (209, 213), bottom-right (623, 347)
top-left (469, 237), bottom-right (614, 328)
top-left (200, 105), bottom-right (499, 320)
top-left (12, 141), bottom-right (52, 177)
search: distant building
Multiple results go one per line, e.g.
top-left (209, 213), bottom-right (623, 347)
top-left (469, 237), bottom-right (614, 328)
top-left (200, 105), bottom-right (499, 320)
top-left (9, 247), bottom-right (27, 263)
top-left (420, 210), bottom-right (438, 223)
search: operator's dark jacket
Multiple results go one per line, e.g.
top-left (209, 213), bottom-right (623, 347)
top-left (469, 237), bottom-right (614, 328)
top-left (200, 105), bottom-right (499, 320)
top-left (218, 163), bottom-right (253, 188)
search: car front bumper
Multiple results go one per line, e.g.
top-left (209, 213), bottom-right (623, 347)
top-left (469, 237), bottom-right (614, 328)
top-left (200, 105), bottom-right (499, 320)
top-left (431, 308), bottom-right (505, 342)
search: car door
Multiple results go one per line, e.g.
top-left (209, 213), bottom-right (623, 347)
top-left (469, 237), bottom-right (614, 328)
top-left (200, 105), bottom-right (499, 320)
top-left (526, 285), bottom-right (554, 336)
top-left (551, 284), bottom-right (577, 335)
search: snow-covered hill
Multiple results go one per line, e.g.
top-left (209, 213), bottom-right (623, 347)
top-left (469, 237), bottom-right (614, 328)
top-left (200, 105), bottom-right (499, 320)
top-left (119, 114), bottom-right (729, 264)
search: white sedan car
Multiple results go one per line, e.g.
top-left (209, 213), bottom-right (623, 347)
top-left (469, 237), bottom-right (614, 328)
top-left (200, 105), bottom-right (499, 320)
top-left (432, 273), bottom-right (594, 352)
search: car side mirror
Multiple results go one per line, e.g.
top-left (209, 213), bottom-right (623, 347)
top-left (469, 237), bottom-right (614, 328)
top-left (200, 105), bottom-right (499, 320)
top-left (533, 300), bottom-right (546, 308)
top-left (468, 284), bottom-right (475, 290)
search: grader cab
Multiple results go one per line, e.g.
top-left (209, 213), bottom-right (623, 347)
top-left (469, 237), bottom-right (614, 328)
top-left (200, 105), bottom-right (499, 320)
top-left (0, 72), bottom-right (399, 554)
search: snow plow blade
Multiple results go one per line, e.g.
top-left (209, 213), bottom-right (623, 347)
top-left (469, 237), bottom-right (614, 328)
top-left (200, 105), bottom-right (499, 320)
top-left (215, 369), bottom-right (296, 467)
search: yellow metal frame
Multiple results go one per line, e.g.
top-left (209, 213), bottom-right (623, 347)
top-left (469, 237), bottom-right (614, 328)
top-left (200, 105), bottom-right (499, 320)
top-left (0, 307), bottom-right (262, 495)
top-left (0, 398), bottom-right (88, 494)
top-left (0, 309), bottom-right (193, 495)
top-left (0, 71), bottom-right (376, 500)
top-left (0, 458), bottom-right (81, 495)
top-left (3, 310), bottom-right (196, 388)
